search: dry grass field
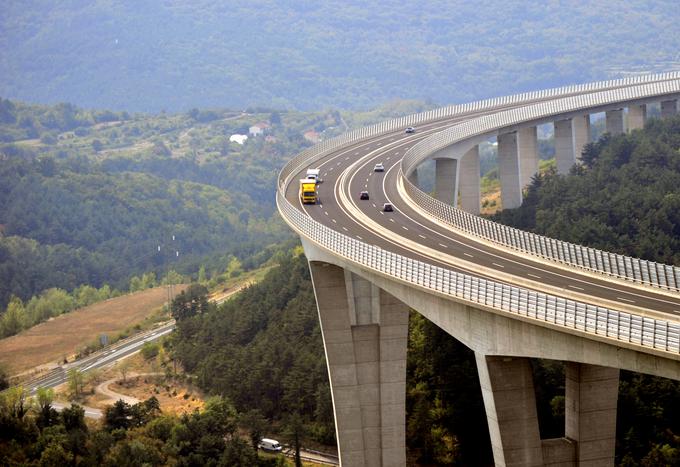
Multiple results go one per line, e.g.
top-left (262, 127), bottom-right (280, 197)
top-left (0, 285), bottom-right (186, 376)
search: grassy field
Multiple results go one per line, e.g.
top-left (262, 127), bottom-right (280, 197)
top-left (0, 286), bottom-right (185, 376)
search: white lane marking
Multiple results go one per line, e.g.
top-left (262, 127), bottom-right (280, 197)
top-left (569, 285), bottom-right (584, 290)
top-left (356, 235), bottom-right (363, 240)
top-left (342, 227), bottom-right (348, 231)
top-left (332, 219), bottom-right (337, 223)
top-left (365, 184), bottom-right (368, 188)
top-left (379, 211), bottom-right (384, 215)
top-left (366, 178), bottom-right (369, 182)
top-left (345, 157), bottom-right (349, 160)
top-left (319, 204), bottom-right (323, 208)
top-left (386, 156), bottom-right (391, 160)
top-left (329, 167), bottom-right (334, 171)
top-left (418, 234), bottom-right (426, 239)
top-left (323, 172), bottom-right (327, 177)
top-left (337, 161), bottom-right (341, 165)
top-left (402, 226), bottom-right (409, 231)
top-left (439, 243), bottom-right (448, 248)
top-left (617, 297), bottom-right (635, 303)
top-left (354, 152), bottom-right (359, 155)
top-left (372, 203), bottom-right (376, 208)
top-left (528, 273), bottom-right (542, 279)
top-left (464, 253), bottom-right (474, 258)
top-left (389, 218), bottom-right (395, 222)
top-left (324, 211), bottom-right (328, 216)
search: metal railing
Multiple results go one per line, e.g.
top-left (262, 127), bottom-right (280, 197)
top-left (400, 80), bottom-right (680, 292)
top-left (278, 192), bottom-right (679, 354)
top-left (277, 72), bottom-right (680, 355)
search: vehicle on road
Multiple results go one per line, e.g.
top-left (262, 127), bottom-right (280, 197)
top-left (359, 191), bottom-right (369, 200)
top-left (383, 203), bottom-right (394, 212)
top-left (405, 126), bottom-right (416, 133)
top-left (373, 163), bottom-right (385, 172)
top-left (306, 168), bottom-right (321, 183)
top-left (258, 438), bottom-right (283, 452)
top-left (299, 179), bottom-right (318, 204)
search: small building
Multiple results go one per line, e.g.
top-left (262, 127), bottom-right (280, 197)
top-left (249, 122), bottom-right (271, 136)
top-left (229, 134), bottom-right (248, 145)
top-left (303, 130), bottom-right (321, 144)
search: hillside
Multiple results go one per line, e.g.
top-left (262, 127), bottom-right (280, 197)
top-left (2, 1), bottom-right (680, 112)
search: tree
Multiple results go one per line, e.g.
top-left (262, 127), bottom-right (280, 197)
top-left (35, 387), bottom-right (60, 430)
top-left (170, 284), bottom-right (209, 321)
top-left (240, 409), bottom-right (267, 451)
top-left (67, 368), bottom-right (85, 399)
top-left (118, 358), bottom-right (132, 383)
top-left (1, 296), bottom-right (27, 337)
top-left (104, 399), bottom-right (132, 431)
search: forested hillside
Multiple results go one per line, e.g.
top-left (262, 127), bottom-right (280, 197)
top-left (2, 1), bottom-right (679, 112)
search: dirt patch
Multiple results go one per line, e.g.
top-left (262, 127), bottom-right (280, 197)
top-left (0, 286), bottom-right (186, 375)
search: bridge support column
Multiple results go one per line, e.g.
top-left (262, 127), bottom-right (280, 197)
top-left (518, 126), bottom-right (538, 188)
top-left (565, 363), bottom-right (619, 466)
top-left (476, 354), bottom-right (544, 467)
top-left (459, 145), bottom-right (481, 214)
top-left (498, 132), bottom-right (522, 209)
top-left (606, 109), bottom-right (625, 135)
top-left (555, 116), bottom-right (590, 175)
top-left (308, 261), bottom-right (409, 467)
top-left (628, 104), bottom-right (646, 130)
top-left (434, 158), bottom-right (458, 206)
top-left (407, 168), bottom-right (419, 187)
top-left (661, 99), bottom-right (678, 118)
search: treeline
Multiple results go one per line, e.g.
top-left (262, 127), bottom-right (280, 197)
top-left (0, 386), bottom-right (282, 466)
top-left (492, 116), bottom-right (680, 464)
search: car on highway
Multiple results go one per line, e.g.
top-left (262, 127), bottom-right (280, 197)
top-left (359, 191), bottom-right (369, 200)
top-left (383, 203), bottom-right (394, 212)
top-left (374, 163), bottom-right (385, 172)
top-left (405, 126), bottom-right (416, 133)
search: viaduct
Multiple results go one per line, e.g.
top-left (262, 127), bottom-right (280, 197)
top-left (277, 73), bottom-right (680, 466)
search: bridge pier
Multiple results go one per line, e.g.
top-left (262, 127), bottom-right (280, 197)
top-left (498, 128), bottom-right (538, 209)
top-left (518, 126), bottom-right (539, 188)
top-left (476, 354), bottom-right (544, 467)
top-left (308, 261), bottom-right (409, 467)
top-left (627, 104), bottom-right (646, 131)
top-left (605, 109), bottom-right (625, 135)
top-left (434, 158), bottom-right (458, 206)
top-left (555, 115), bottom-right (591, 175)
top-left (661, 99), bottom-right (678, 118)
top-left (459, 145), bottom-right (481, 214)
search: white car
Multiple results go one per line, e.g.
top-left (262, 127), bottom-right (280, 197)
top-left (405, 126), bottom-right (416, 133)
top-left (374, 163), bottom-right (385, 172)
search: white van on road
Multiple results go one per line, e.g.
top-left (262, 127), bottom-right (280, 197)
top-left (258, 438), bottom-right (283, 452)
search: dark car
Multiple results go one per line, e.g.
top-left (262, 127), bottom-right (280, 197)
top-left (404, 126), bottom-right (416, 133)
top-left (383, 203), bottom-right (394, 212)
top-left (360, 191), bottom-right (369, 200)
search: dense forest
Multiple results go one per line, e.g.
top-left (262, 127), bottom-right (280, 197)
top-left (2, 1), bottom-right (679, 112)
top-left (0, 386), bottom-right (283, 466)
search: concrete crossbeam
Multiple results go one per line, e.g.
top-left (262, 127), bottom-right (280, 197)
top-left (661, 99), bottom-right (678, 118)
top-left (627, 104), bottom-right (646, 131)
top-left (459, 145), bottom-right (481, 214)
top-left (498, 132), bottom-right (522, 209)
top-left (476, 354), bottom-right (544, 467)
top-left (605, 109), bottom-right (625, 135)
top-left (434, 158), bottom-right (458, 206)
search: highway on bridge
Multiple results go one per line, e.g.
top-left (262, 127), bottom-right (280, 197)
top-left (283, 112), bottom-right (680, 318)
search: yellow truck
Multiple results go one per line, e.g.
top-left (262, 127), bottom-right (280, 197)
top-left (299, 179), bottom-right (318, 204)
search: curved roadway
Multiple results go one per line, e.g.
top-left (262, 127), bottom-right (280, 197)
top-left (283, 113), bottom-right (680, 318)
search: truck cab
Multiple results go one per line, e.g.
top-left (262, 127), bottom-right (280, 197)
top-left (306, 168), bottom-right (321, 183)
top-left (299, 178), bottom-right (318, 204)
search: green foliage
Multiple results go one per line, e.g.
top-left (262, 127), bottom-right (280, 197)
top-left (170, 284), bottom-right (210, 321)
top-left (140, 342), bottom-right (160, 360)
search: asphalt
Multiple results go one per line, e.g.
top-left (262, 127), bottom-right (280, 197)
top-left (283, 113), bottom-right (680, 318)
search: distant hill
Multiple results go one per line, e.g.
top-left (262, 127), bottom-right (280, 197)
top-left (2, 1), bottom-right (680, 112)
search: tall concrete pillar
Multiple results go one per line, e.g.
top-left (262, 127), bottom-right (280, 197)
top-left (605, 109), bottom-right (625, 135)
top-left (434, 158), bottom-right (458, 206)
top-left (661, 99), bottom-right (678, 118)
top-left (565, 363), bottom-right (619, 466)
top-left (555, 116), bottom-right (590, 175)
top-left (407, 168), bottom-right (419, 187)
top-left (497, 132), bottom-right (522, 210)
top-left (309, 261), bottom-right (410, 467)
top-left (628, 104), bottom-right (646, 131)
top-left (459, 145), bottom-right (481, 214)
top-left (518, 126), bottom-right (538, 188)
top-left (475, 354), bottom-right (544, 467)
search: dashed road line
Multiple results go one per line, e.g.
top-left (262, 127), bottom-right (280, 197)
top-left (569, 285), bottom-right (584, 290)
top-left (492, 263), bottom-right (505, 268)
top-left (464, 253), bottom-right (474, 258)
top-left (402, 226), bottom-right (409, 231)
top-left (617, 297), bottom-right (635, 303)
top-left (528, 273), bottom-right (542, 279)
top-left (418, 234), bottom-right (426, 239)
top-left (439, 243), bottom-right (448, 248)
